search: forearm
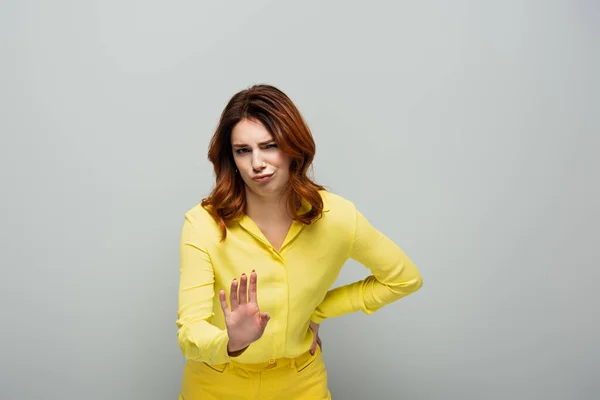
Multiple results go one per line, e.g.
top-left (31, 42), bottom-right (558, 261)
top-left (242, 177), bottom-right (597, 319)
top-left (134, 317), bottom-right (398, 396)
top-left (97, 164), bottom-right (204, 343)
top-left (310, 283), bottom-right (361, 324)
top-left (358, 272), bottom-right (423, 313)
top-left (311, 260), bottom-right (423, 323)
top-left (178, 216), bottom-right (241, 364)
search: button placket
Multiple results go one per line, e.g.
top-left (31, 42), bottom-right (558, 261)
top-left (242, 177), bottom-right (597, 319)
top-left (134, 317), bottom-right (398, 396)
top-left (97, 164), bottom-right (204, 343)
top-left (270, 247), bottom-right (284, 263)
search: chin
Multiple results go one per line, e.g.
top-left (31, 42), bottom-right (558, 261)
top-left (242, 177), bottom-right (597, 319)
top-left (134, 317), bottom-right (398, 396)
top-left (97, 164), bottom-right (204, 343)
top-left (255, 185), bottom-right (283, 195)
top-left (248, 181), bottom-right (287, 196)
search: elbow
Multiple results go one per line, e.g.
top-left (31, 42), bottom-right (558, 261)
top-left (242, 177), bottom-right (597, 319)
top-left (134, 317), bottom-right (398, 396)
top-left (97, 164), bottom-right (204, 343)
top-left (412, 273), bottom-right (423, 293)
top-left (404, 263), bottom-right (423, 294)
top-left (386, 272), bottom-right (423, 298)
top-left (397, 272), bottom-right (423, 295)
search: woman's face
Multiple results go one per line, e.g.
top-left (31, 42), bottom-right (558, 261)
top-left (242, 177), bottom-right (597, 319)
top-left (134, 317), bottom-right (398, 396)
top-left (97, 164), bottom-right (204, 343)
top-left (231, 118), bottom-right (292, 197)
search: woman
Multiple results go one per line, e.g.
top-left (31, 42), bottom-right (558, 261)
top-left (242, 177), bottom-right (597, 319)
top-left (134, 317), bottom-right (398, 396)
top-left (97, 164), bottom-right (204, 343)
top-left (176, 84), bottom-right (423, 399)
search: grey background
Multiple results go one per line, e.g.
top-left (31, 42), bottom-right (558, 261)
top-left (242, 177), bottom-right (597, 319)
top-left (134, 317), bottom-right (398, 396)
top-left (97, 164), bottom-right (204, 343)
top-left (1, 1), bottom-right (598, 399)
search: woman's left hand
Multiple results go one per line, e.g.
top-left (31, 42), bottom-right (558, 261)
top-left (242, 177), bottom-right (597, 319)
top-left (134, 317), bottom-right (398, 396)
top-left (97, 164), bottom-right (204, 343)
top-left (309, 321), bottom-right (322, 355)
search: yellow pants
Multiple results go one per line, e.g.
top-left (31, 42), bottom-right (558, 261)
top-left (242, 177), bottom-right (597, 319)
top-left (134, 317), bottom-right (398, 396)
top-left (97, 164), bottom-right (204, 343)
top-left (179, 344), bottom-right (331, 399)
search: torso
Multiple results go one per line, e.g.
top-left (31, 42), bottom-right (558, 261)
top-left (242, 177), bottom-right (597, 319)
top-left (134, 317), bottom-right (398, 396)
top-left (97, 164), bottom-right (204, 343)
top-left (253, 218), bottom-right (293, 252)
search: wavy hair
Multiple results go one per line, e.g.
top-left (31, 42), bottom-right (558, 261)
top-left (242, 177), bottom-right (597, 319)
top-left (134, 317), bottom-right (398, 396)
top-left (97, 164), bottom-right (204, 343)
top-left (201, 84), bottom-right (326, 241)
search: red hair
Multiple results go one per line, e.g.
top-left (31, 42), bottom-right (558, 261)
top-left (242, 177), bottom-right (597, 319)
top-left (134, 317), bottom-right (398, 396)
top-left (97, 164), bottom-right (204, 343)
top-left (201, 84), bottom-right (326, 241)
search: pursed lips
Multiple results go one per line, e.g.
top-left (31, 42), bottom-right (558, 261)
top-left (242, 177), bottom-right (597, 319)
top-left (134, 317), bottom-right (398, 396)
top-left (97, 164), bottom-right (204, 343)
top-left (252, 173), bottom-right (273, 181)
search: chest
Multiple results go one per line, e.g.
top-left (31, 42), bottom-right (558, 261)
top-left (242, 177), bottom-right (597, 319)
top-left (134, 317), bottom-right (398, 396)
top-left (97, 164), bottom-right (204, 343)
top-left (254, 220), bottom-right (292, 252)
top-left (210, 219), bottom-right (353, 300)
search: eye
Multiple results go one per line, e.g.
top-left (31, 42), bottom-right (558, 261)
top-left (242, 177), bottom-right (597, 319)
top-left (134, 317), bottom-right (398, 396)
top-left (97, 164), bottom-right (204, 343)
top-left (266, 143), bottom-right (278, 149)
top-left (235, 148), bottom-right (250, 154)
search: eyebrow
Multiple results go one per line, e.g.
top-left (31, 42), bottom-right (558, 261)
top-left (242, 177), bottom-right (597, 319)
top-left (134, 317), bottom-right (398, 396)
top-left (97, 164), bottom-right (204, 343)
top-left (232, 140), bottom-right (275, 148)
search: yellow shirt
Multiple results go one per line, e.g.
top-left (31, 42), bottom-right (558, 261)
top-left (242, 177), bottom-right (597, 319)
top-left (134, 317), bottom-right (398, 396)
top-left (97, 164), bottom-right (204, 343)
top-left (176, 190), bottom-right (423, 365)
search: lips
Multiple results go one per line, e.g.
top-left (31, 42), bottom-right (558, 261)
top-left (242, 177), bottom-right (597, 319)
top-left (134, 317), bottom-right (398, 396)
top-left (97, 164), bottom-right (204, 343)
top-left (252, 173), bottom-right (273, 182)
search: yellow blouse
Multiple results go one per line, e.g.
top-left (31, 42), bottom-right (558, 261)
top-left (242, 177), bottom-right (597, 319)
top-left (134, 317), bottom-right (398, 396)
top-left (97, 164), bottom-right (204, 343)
top-left (176, 190), bottom-right (423, 365)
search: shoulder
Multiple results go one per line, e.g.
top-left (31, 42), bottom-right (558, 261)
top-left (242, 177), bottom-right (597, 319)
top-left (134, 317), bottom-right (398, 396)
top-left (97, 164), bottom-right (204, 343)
top-left (184, 202), bottom-right (214, 224)
top-left (319, 189), bottom-right (356, 214)
top-left (182, 202), bottom-right (221, 242)
top-left (318, 189), bottom-right (357, 226)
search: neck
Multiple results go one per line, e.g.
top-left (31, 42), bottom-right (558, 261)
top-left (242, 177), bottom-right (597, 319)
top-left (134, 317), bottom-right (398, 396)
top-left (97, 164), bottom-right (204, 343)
top-left (245, 186), bottom-right (292, 222)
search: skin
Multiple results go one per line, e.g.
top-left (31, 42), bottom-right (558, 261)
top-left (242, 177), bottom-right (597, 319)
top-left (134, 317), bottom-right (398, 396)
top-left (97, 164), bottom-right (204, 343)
top-left (218, 118), bottom-right (322, 356)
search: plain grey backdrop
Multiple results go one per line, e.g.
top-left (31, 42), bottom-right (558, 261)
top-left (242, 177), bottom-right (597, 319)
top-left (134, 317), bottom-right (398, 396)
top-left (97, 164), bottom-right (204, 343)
top-left (1, 1), bottom-right (598, 399)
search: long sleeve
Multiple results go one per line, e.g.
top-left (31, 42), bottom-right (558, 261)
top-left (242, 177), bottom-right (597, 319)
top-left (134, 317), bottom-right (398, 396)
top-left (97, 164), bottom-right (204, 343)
top-left (175, 216), bottom-right (231, 365)
top-left (311, 206), bottom-right (423, 324)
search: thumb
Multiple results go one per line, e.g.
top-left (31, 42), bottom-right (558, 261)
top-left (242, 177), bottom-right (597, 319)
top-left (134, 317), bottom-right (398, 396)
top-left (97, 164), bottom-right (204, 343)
top-left (310, 337), bottom-right (317, 355)
top-left (259, 312), bottom-right (271, 329)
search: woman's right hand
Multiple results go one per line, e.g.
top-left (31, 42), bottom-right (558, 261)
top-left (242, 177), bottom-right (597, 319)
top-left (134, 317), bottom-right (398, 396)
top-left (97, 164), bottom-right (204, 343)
top-left (219, 270), bottom-right (271, 354)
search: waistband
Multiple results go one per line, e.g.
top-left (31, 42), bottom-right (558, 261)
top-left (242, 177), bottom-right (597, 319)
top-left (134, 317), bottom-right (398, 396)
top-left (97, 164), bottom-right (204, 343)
top-left (200, 345), bottom-right (320, 373)
top-left (232, 345), bottom-right (319, 371)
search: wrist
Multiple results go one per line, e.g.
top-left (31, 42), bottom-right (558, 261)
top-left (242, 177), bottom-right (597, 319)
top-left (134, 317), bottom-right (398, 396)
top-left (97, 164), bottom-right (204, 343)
top-left (227, 340), bottom-right (249, 354)
top-left (227, 345), bottom-right (249, 357)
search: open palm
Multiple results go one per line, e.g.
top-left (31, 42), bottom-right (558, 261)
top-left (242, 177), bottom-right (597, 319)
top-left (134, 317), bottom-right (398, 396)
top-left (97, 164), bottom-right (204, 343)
top-left (219, 270), bottom-right (270, 353)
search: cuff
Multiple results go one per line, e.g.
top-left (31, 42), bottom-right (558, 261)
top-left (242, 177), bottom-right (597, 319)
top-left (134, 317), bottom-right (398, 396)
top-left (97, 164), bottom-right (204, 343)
top-left (208, 329), bottom-right (232, 365)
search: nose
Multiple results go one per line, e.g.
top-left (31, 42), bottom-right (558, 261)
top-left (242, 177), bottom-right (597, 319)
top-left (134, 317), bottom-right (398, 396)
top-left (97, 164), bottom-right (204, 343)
top-left (251, 153), bottom-right (266, 171)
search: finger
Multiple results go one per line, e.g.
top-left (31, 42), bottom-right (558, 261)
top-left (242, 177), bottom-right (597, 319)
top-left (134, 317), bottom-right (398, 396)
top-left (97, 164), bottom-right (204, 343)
top-left (317, 336), bottom-right (322, 350)
top-left (249, 270), bottom-right (257, 304)
top-left (230, 278), bottom-right (238, 310)
top-left (239, 273), bottom-right (248, 305)
top-left (310, 340), bottom-right (316, 355)
top-left (219, 289), bottom-right (230, 317)
top-left (259, 312), bottom-right (270, 329)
